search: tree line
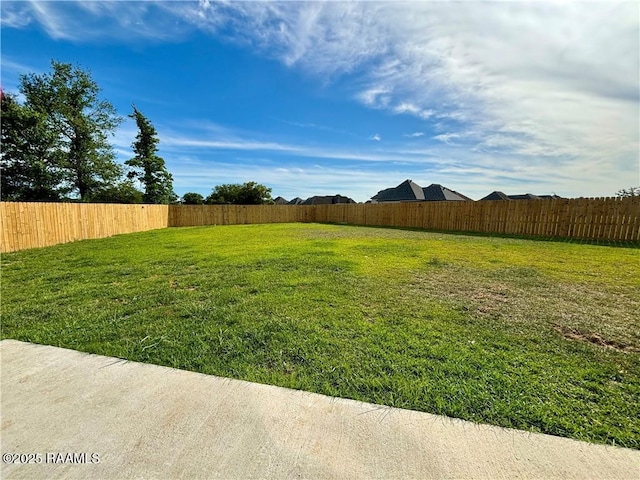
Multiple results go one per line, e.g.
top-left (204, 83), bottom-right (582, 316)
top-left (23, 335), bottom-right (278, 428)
top-left (1, 60), bottom-right (273, 206)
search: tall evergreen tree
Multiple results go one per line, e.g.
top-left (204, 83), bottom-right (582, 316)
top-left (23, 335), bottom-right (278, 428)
top-left (126, 106), bottom-right (174, 204)
top-left (19, 61), bottom-right (123, 200)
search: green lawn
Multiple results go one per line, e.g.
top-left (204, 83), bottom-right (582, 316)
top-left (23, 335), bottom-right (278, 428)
top-left (2, 223), bottom-right (639, 448)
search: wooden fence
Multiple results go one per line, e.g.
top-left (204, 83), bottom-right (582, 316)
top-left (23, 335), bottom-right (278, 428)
top-left (1, 203), bottom-right (168, 253)
top-left (168, 204), bottom-right (315, 227)
top-left (1, 196), bottom-right (639, 252)
top-left (312, 197), bottom-right (640, 241)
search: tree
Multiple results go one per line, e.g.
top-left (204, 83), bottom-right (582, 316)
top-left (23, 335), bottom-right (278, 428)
top-left (1, 90), bottom-right (65, 201)
top-left (125, 106), bottom-right (174, 204)
top-left (205, 182), bottom-right (273, 205)
top-left (19, 61), bottom-right (123, 200)
top-left (182, 192), bottom-right (205, 204)
top-left (616, 187), bottom-right (640, 198)
top-left (88, 180), bottom-right (144, 204)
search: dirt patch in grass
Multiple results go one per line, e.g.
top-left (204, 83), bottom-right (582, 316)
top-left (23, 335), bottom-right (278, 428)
top-left (552, 325), bottom-right (640, 353)
top-left (409, 265), bottom-right (640, 352)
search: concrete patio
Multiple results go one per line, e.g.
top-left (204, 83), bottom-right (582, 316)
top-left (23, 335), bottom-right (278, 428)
top-left (1, 339), bottom-right (638, 479)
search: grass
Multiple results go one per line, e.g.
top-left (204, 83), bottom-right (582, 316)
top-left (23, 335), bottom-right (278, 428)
top-left (2, 223), bottom-right (639, 449)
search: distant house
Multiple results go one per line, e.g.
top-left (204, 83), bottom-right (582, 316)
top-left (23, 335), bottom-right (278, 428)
top-left (371, 179), bottom-right (472, 203)
top-left (301, 195), bottom-right (356, 205)
top-left (273, 196), bottom-right (289, 205)
top-left (372, 180), bottom-right (425, 202)
top-left (422, 184), bottom-right (474, 201)
top-left (479, 191), bottom-right (511, 201)
top-left (479, 191), bottom-right (563, 201)
top-left (287, 197), bottom-right (304, 205)
top-left (538, 194), bottom-right (564, 200)
top-left (506, 193), bottom-right (542, 200)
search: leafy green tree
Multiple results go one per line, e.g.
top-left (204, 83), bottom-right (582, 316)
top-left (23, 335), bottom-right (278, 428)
top-left (1, 90), bottom-right (65, 201)
top-left (19, 61), bottom-right (123, 200)
top-left (205, 182), bottom-right (273, 205)
top-left (125, 106), bottom-right (174, 204)
top-left (182, 192), bottom-right (205, 204)
top-left (88, 180), bottom-right (144, 204)
top-left (616, 187), bottom-right (640, 198)
top-left (206, 184), bottom-right (241, 204)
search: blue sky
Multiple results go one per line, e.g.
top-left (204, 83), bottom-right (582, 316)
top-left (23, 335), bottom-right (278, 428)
top-left (1, 1), bottom-right (638, 202)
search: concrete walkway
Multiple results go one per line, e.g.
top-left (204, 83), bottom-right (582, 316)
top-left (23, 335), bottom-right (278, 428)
top-left (1, 340), bottom-right (638, 479)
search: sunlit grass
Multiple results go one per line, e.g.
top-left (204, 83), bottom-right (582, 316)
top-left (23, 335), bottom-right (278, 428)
top-left (2, 223), bottom-right (638, 448)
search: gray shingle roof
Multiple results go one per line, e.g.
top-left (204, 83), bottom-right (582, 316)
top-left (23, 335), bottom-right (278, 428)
top-left (479, 192), bottom-right (561, 201)
top-left (422, 184), bottom-right (473, 201)
top-left (479, 191), bottom-right (511, 201)
top-left (372, 180), bottom-right (425, 202)
top-left (372, 180), bottom-right (472, 202)
top-left (508, 194), bottom-right (541, 200)
top-left (301, 195), bottom-right (356, 205)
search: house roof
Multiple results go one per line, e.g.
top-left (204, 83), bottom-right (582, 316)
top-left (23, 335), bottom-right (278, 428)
top-left (480, 191), bottom-right (553, 201)
top-left (537, 194), bottom-right (564, 199)
top-left (372, 180), bottom-right (425, 202)
top-left (372, 180), bottom-right (471, 202)
top-left (301, 195), bottom-right (356, 205)
top-left (273, 196), bottom-right (289, 205)
top-left (422, 184), bottom-right (473, 201)
top-left (479, 191), bottom-right (511, 201)
top-left (287, 197), bottom-right (304, 205)
top-left (507, 194), bottom-right (542, 200)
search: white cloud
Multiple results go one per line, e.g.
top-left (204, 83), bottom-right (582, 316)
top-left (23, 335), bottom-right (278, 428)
top-left (0, 2), bottom-right (33, 29)
top-left (5, 1), bottom-right (190, 42)
top-left (357, 87), bottom-right (391, 108)
top-left (433, 133), bottom-right (461, 145)
top-left (393, 102), bottom-right (419, 115)
top-left (370, 134), bottom-right (381, 142)
top-left (404, 132), bottom-right (424, 138)
top-left (392, 102), bottom-right (434, 119)
top-left (175, 1), bottom-right (637, 189)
